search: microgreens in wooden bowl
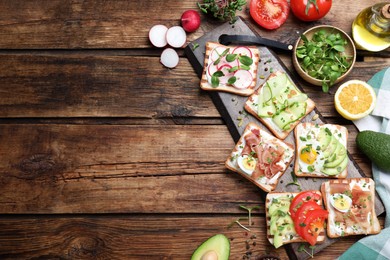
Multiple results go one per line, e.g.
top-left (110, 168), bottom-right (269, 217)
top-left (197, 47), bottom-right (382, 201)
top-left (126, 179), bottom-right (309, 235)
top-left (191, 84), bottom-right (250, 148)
top-left (293, 25), bottom-right (356, 92)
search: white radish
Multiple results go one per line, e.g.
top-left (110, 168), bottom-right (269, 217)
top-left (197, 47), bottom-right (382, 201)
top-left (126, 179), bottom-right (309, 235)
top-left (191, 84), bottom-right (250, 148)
top-left (232, 46), bottom-right (253, 58)
top-left (218, 64), bottom-right (234, 84)
top-left (233, 70), bottom-right (253, 89)
top-left (149, 24), bottom-right (168, 48)
top-left (160, 48), bottom-right (179, 68)
top-left (210, 47), bottom-right (228, 62)
top-left (207, 63), bottom-right (218, 77)
top-left (166, 26), bottom-right (187, 48)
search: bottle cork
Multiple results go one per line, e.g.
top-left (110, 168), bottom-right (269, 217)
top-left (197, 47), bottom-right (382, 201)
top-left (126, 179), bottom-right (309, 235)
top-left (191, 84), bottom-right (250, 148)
top-left (381, 4), bottom-right (390, 19)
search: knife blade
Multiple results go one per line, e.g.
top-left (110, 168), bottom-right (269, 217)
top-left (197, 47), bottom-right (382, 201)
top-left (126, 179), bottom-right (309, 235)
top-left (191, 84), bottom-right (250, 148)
top-left (218, 34), bottom-right (293, 52)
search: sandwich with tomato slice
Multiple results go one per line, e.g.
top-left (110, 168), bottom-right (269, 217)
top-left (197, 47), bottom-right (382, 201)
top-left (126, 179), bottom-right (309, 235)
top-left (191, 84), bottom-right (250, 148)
top-left (266, 190), bottom-right (328, 248)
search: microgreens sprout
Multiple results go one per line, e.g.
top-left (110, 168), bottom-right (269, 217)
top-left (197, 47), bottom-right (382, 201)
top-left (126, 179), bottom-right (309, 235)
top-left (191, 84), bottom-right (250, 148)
top-left (298, 244), bottom-right (316, 258)
top-left (228, 217), bottom-right (251, 231)
top-left (296, 29), bottom-right (353, 92)
top-left (240, 205), bottom-right (260, 226)
top-left (286, 171), bottom-right (302, 191)
top-left (228, 205), bottom-right (260, 231)
top-left (197, 0), bottom-right (247, 23)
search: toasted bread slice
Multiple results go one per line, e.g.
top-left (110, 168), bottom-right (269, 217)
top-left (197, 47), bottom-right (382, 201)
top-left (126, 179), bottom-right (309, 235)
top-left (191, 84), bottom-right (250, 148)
top-left (225, 122), bottom-right (294, 192)
top-left (321, 178), bottom-right (381, 238)
top-left (294, 123), bottom-right (348, 178)
top-left (266, 191), bottom-right (326, 247)
top-left (245, 71), bottom-right (315, 139)
top-left (200, 42), bottom-right (260, 96)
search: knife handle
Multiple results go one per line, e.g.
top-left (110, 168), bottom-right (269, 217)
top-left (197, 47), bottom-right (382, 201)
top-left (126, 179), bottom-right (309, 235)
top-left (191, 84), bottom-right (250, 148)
top-left (219, 34), bottom-right (293, 52)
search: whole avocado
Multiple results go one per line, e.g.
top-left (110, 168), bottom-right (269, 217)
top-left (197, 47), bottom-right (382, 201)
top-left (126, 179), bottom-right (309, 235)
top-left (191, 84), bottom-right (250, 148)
top-left (356, 130), bottom-right (390, 172)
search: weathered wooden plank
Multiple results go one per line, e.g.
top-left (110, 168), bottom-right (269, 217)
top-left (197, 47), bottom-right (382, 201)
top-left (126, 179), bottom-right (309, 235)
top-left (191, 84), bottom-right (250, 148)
top-left (0, 0), bottom-right (387, 51)
top-left (0, 215), bottom-right (289, 260)
top-left (0, 124), bottom-right (372, 214)
top-left (0, 54), bottom-right (218, 118)
top-left (0, 124), bottom-right (272, 214)
top-left (1, 215), bottom-right (377, 260)
top-left (0, 52), bottom-right (388, 118)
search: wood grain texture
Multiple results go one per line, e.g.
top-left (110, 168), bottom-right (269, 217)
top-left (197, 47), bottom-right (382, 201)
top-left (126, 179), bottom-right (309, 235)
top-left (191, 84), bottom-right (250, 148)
top-left (0, 53), bottom-right (388, 118)
top-left (0, 54), bottom-right (218, 118)
top-left (0, 215), bottom-right (288, 260)
top-left (0, 0), bottom-right (387, 258)
top-left (0, 0), bottom-right (387, 51)
top-left (0, 215), bottom-right (384, 259)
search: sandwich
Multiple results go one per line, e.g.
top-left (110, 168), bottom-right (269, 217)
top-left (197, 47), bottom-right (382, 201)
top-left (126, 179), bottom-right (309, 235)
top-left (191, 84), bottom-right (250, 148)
top-left (200, 42), bottom-right (260, 96)
top-left (294, 123), bottom-right (348, 178)
top-left (266, 190), bottom-right (327, 248)
top-left (225, 122), bottom-right (294, 192)
top-left (245, 71), bottom-right (315, 139)
top-left (321, 178), bottom-right (381, 238)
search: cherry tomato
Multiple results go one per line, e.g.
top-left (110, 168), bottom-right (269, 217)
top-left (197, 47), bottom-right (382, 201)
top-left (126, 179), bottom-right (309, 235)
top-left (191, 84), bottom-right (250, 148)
top-left (289, 190), bottom-right (321, 219)
top-left (290, 0), bottom-right (332, 21)
top-left (249, 0), bottom-right (289, 30)
top-left (293, 201), bottom-right (322, 237)
top-left (301, 209), bottom-right (328, 246)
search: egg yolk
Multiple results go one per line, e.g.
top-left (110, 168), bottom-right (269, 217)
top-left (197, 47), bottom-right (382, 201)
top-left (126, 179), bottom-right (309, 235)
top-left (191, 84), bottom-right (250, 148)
top-left (333, 196), bottom-right (351, 211)
top-left (243, 157), bottom-right (256, 171)
top-left (300, 146), bottom-right (317, 164)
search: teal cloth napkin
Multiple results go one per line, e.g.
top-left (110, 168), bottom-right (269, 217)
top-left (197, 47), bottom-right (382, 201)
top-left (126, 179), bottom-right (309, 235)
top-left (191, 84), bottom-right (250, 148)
top-left (340, 67), bottom-right (390, 260)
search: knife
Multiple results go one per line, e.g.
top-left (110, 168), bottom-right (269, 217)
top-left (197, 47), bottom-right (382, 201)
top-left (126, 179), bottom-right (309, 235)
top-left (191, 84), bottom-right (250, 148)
top-left (218, 34), bottom-right (294, 52)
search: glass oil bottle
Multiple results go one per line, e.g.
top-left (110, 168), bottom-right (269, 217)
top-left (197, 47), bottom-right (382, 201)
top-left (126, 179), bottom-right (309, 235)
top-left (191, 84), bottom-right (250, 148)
top-left (352, 2), bottom-right (390, 52)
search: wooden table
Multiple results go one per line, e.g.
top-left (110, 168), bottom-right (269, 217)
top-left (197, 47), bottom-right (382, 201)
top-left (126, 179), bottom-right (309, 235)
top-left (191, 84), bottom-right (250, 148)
top-left (0, 1), bottom-right (389, 259)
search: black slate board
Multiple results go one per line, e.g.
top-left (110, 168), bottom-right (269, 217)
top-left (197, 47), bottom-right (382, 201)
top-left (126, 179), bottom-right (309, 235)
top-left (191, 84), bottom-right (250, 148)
top-left (184, 17), bottom-right (384, 260)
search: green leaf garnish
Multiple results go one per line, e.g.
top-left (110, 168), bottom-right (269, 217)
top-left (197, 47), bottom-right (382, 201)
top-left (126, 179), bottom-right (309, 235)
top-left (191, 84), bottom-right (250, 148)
top-left (238, 55), bottom-right (253, 66)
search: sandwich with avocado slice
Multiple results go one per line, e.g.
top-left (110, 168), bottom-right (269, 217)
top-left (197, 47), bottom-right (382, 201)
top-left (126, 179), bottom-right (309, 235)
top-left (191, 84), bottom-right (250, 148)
top-left (294, 123), bottom-right (348, 178)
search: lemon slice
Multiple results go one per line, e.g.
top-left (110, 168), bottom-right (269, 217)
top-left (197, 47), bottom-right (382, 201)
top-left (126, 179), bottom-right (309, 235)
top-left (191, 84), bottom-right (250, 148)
top-left (334, 80), bottom-right (376, 120)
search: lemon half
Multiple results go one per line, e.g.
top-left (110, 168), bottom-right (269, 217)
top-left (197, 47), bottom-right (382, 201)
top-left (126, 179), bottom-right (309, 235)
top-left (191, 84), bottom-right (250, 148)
top-left (334, 80), bottom-right (376, 120)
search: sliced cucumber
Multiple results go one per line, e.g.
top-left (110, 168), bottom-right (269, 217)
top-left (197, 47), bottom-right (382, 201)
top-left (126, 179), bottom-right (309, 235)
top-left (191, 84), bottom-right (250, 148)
top-left (266, 73), bottom-right (288, 92)
top-left (272, 102), bottom-right (306, 131)
top-left (287, 93), bottom-right (308, 106)
top-left (289, 101), bottom-right (307, 120)
top-left (258, 84), bottom-right (276, 117)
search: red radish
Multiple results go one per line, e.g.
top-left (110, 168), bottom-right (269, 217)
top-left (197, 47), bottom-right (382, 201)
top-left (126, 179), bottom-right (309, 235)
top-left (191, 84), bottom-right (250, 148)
top-left (181, 10), bottom-right (201, 33)
top-left (149, 24), bottom-right (168, 48)
top-left (166, 26), bottom-right (187, 48)
top-left (160, 48), bottom-right (179, 68)
top-left (233, 70), bottom-right (253, 89)
top-left (232, 46), bottom-right (253, 58)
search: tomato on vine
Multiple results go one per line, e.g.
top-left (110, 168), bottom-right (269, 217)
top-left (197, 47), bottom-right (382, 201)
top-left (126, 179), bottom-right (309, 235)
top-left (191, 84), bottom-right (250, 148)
top-left (290, 0), bottom-right (332, 21)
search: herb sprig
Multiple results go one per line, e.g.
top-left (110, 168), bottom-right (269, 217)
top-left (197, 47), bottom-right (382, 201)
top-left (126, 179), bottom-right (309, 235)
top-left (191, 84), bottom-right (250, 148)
top-left (296, 29), bottom-right (353, 92)
top-left (197, 0), bottom-right (247, 23)
top-left (298, 244), bottom-right (316, 258)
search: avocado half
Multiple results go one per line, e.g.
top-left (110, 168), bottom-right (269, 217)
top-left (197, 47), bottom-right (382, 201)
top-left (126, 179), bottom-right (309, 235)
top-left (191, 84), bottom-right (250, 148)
top-left (191, 234), bottom-right (230, 260)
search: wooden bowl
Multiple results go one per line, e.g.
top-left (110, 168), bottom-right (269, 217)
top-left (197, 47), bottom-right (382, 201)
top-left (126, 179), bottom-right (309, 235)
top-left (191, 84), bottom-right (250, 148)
top-left (292, 25), bottom-right (356, 87)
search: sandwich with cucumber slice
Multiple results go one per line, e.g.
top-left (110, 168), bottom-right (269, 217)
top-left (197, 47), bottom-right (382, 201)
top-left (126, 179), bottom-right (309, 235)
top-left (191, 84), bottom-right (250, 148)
top-left (245, 71), bottom-right (316, 139)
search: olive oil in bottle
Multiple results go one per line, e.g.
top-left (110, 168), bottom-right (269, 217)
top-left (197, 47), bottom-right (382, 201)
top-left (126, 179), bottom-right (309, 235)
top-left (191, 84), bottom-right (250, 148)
top-left (352, 2), bottom-right (390, 52)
